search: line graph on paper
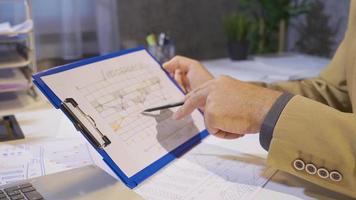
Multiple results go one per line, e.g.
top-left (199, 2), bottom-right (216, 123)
top-left (75, 63), bottom-right (197, 149)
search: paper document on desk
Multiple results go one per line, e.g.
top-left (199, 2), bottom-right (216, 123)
top-left (129, 142), bottom-right (274, 200)
top-left (0, 138), bottom-right (94, 185)
top-left (0, 20), bottom-right (33, 36)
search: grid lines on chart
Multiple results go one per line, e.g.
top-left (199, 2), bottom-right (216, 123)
top-left (75, 63), bottom-right (174, 144)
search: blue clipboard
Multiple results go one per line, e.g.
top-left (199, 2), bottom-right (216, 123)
top-left (32, 47), bottom-right (209, 189)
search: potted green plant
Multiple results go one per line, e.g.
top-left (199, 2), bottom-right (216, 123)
top-left (241, 0), bottom-right (311, 54)
top-left (224, 14), bottom-right (254, 60)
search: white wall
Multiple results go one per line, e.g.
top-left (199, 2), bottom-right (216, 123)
top-left (32, 0), bottom-right (98, 60)
top-left (0, 0), bottom-right (119, 60)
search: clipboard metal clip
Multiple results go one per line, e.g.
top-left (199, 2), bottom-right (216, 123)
top-left (61, 98), bottom-right (111, 148)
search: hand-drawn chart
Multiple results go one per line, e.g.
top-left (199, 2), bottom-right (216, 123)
top-left (75, 62), bottom-right (197, 149)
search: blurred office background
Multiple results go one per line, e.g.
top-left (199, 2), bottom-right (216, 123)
top-left (0, 0), bottom-right (350, 62)
top-left (0, 0), bottom-right (351, 113)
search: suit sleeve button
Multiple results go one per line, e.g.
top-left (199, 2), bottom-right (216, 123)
top-left (293, 159), bottom-right (305, 171)
top-left (305, 163), bottom-right (317, 175)
top-left (317, 168), bottom-right (329, 179)
top-left (330, 171), bottom-right (342, 182)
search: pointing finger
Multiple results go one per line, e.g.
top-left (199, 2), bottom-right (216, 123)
top-left (173, 82), bottom-right (212, 119)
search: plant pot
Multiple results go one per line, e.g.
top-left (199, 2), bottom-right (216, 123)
top-left (227, 41), bottom-right (249, 60)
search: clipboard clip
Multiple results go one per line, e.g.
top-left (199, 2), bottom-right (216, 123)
top-left (61, 98), bottom-right (111, 148)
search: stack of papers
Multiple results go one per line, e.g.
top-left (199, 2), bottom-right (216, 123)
top-left (136, 142), bottom-right (275, 200)
top-left (0, 20), bottom-right (33, 36)
top-left (89, 137), bottom-right (275, 200)
top-left (0, 48), bottom-right (30, 68)
top-left (0, 68), bottom-right (30, 92)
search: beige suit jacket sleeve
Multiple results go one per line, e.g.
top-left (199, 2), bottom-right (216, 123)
top-left (257, 3), bottom-right (356, 197)
top-left (268, 95), bottom-right (356, 197)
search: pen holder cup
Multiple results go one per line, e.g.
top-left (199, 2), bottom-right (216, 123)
top-left (147, 44), bottom-right (175, 64)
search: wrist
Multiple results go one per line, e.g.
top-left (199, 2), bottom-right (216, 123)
top-left (258, 89), bottom-right (283, 130)
top-left (259, 92), bottom-right (295, 151)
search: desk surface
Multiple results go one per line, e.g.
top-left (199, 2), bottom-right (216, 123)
top-left (1, 54), bottom-right (354, 200)
top-left (9, 108), bottom-right (355, 200)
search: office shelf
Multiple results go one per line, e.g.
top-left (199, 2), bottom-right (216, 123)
top-left (0, 68), bottom-right (31, 93)
top-left (0, 35), bottom-right (28, 43)
top-left (0, 85), bottom-right (32, 93)
top-left (0, 49), bottom-right (31, 69)
top-left (0, 20), bottom-right (33, 37)
top-left (0, 0), bottom-right (37, 99)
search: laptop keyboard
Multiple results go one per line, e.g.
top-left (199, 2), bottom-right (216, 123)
top-left (0, 183), bottom-right (43, 200)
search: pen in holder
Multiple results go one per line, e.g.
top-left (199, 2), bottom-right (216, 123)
top-left (146, 32), bottom-right (175, 63)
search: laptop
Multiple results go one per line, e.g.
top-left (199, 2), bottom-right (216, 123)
top-left (0, 165), bottom-right (143, 200)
